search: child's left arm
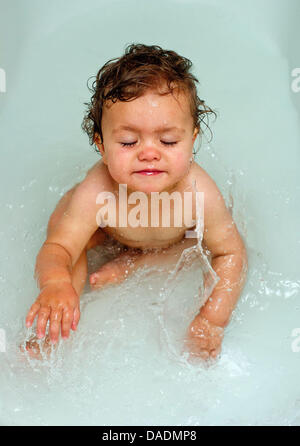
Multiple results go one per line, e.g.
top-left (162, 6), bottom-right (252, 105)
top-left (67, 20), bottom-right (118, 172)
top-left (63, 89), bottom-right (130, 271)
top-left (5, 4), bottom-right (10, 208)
top-left (186, 169), bottom-right (248, 360)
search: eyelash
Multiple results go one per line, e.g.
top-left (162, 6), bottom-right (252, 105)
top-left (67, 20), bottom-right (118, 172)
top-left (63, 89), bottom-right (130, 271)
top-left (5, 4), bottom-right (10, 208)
top-left (120, 141), bottom-right (177, 147)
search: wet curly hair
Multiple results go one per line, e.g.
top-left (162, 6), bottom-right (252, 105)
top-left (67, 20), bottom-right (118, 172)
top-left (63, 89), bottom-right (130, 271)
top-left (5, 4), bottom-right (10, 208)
top-left (81, 43), bottom-right (216, 153)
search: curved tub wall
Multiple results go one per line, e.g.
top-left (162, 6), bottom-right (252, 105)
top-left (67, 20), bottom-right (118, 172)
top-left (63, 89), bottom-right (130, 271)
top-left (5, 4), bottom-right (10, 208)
top-left (0, 0), bottom-right (300, 426)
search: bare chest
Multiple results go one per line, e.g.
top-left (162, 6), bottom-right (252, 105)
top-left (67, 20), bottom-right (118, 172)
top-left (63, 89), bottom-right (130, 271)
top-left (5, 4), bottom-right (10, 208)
top-left (99, 194), bottom-right (197, 249)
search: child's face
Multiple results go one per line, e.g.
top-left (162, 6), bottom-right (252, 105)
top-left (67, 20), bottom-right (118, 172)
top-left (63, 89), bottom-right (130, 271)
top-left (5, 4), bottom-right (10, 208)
top-left (96, 85), bottom-right (198, 194)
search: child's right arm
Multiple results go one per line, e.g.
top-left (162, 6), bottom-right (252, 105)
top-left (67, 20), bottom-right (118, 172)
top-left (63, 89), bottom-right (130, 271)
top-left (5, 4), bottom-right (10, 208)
top-left (25, 166), bottom-right (104, 343)
top-left (26, 241), bottom-right (80, 344)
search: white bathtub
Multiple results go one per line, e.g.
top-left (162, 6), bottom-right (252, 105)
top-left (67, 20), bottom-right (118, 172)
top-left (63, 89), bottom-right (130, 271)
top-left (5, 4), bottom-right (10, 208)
top-left (0, 0), bottom-right (300, 426)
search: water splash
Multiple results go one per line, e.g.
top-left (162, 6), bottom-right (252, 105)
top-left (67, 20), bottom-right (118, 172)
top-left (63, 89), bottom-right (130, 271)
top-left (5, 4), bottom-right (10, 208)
top-left (157, 178), bottom-right (220, 364)
top-left (1, 140), bottom-right (300, 426)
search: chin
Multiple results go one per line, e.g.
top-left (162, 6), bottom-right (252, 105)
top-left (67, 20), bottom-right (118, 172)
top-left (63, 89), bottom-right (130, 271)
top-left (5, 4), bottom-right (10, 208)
top-left (130, 180), bottom-right (177, 195)
top-left (127, 184), bottom-right (161, 195)
top-left (140, 186), bottom-right (165, 195)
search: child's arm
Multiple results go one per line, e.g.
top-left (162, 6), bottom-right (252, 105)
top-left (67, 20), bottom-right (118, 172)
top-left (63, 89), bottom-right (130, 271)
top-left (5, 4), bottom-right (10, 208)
top-left (25, 176), bottom-right (101, 344)
top-left (186, 168), bottom-right (248, 359)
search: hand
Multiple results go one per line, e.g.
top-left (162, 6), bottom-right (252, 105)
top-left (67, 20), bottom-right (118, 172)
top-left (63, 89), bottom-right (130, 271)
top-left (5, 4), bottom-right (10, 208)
top-left (184, 314), bottom-right (224, 360)
top-left (25, 281), bottom-right (80, 344)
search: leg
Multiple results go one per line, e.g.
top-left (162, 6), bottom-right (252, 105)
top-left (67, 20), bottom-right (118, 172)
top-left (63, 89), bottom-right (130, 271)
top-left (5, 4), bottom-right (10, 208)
top-left (89, 236), bottom-right (198, 289)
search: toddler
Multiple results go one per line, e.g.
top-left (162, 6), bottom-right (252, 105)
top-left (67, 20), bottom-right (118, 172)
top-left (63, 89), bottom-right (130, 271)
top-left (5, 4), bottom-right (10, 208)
top-left (24, 44), bottom-right (247, 360)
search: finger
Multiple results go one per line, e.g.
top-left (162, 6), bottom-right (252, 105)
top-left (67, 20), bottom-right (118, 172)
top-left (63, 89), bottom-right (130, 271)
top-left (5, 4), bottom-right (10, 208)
top-left (25, 302), bottom-right (41, 327)
top-left (207, 336), bottom-right (223, 351)
top-left (23, 335), bottom-right (52, 361)
top-left (184, 337), bottom-right (208, 359)
top-left (200, 350), bottom-right (210, 360)
top-left (36, 307), bottom-right (51, 339)
top-left (49, 309), bottom-right (63, 344)
top-left (61, 307), bottom-right (74, 339)
top-left (71, 307), bottom-right (80, 331)
top-left (189, 349), bottom-right (210, 361)
top-left (185, 339), bottom-right (210, 360)
top-left (190, 336), bottom-right (208, 349)
top-left (210, 346), bottom-right (221, 359)
top-left (24, 340), bottom-right (41, 360)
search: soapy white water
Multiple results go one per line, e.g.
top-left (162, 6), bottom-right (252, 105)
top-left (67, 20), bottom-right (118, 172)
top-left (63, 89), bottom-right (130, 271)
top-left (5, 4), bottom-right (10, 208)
top-left (1, 142), bottom-right (299, 426)
top-left (1, 0), bottom-right (300, 426)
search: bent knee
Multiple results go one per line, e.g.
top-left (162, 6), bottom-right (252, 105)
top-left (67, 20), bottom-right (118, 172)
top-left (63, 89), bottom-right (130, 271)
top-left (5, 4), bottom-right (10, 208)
top-left (86, 229), bottom-right (107, 250)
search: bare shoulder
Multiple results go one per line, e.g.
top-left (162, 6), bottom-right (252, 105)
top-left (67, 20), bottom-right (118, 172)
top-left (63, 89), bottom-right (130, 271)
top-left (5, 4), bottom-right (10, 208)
top-left (71, 160), bottom-right (113, 203)
top-left (189, 161), bottom-right (221, 194)
top-left (58, 159), bottom-right (113, 233)
top-left (189, 161), bottom-right (246, 256)
top-left (188, 161), bottom-right (231, 228)
top-left (45, 160), bottom-right (112, 261)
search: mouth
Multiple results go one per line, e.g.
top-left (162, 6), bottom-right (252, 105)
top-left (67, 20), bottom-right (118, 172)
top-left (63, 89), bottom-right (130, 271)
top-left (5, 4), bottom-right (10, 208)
top-left (133, 170), bottom-right (165, 176)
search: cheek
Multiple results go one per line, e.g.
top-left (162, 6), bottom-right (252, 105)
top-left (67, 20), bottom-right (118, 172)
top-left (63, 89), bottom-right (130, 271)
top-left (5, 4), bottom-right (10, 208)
top-left (171, 151), bottom-right (191, 175)
top-left (106, 150), bottom-right (132, 179)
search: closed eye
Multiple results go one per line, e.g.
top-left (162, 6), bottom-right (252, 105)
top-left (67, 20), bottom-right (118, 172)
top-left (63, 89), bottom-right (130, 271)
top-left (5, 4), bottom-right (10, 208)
top-left (120, 142), bottom-right (136, 147)
top-left (120, 141), bottom-right (177, 147)
top-left (162, 141), bottom-right (177, 146)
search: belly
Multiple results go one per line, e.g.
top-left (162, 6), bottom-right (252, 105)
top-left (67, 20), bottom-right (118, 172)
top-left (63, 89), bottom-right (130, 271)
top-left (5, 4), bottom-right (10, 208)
top-left (102, 226), bottom-right (188, 250)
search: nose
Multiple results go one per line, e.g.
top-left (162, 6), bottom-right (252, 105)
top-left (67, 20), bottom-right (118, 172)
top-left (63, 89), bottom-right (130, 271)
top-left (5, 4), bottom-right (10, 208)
top-left (138, 145), bottom-right (161, 162)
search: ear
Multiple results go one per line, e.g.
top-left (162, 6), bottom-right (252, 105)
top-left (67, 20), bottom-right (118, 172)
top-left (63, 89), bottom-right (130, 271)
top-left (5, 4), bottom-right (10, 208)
top-left (192, 127), bottom-right (199, 143)
top-left (94, 133), bottom-right (107, 164)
